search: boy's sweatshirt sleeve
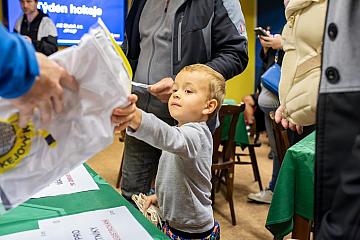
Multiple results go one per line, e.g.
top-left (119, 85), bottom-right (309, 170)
top-left (127, 110), bottom-right (204, 159)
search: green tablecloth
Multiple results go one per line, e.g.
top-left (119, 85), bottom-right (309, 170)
top-left (221, 99), bottom-right (249, 146)
top-left (266, 131), bottom-right (315, 239)
top-left (0, 164), bottom-right (168, 240)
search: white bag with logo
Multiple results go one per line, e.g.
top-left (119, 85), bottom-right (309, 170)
top-left (0, 20), bottom-right (132, 213)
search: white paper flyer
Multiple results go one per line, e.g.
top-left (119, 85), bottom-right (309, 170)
top-left (31, 165), bottom-right (99, 198)
top-left (39, 206), bottom-right (152, 240)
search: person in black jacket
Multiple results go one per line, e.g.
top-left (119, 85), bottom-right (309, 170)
top-left (14, 0), bottom-right (58, 56)
top-left (112, 0), bottom-right (249, 210)
top-left (314, 1), bottom-right (360, 239)
top-left (275, 1), bottom-right (360, 238)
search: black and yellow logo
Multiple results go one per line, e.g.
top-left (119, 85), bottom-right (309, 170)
top-left (0, 114), bottom-right (56, 174)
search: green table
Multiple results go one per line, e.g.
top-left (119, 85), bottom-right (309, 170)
top-left (266, 131), bottom-right (315, 239)
top-left (0, 164), bottom-right (168, 240)
top-left (221, 99), bottom-right (249, 146)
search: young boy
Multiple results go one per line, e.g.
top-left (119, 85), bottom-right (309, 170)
top-left (112, 64), bottom-right (225, 239)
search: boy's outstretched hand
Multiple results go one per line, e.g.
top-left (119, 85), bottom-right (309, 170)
top-left (111, 94), bottom-right (141, 131)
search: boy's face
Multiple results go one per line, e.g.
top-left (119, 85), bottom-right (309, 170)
top-left (20, 0), bottom-right (38, 15)
top-left (168, 71), bottom-right (215, 126)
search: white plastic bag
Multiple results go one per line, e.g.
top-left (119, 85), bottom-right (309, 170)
top-left (0, 20), bottom-right (131, 213)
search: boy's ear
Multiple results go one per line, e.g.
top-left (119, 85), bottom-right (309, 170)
top-left (203, 99), bottom-right (218, 115)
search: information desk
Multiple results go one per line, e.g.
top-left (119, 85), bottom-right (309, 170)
top-left (266, 131), bottom-right (315, 239)
top-left (0, 164), bottom-right (168, 239)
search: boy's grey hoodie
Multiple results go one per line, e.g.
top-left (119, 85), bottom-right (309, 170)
top-left (127, 110), bottom-right (214, 233)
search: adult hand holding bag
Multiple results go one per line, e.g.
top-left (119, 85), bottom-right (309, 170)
top-left (0, 19), bottom-right (132, 213)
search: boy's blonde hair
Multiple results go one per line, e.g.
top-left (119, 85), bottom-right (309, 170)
top-left (181, 64), bottom-right (226, 116)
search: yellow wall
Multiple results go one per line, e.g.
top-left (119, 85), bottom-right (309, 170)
top-left (225, 0), bottom-right (256, 103)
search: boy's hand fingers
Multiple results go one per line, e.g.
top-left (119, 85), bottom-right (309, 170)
top-left (128, 94), bottom-right (138, 103)
top-left (113, 102), bottom-right (136, 116)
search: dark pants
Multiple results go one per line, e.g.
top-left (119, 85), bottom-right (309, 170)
top-left (315, 92), bottom-right (360, 239)
top-left (120, 134), bottom-right (161, 201)
top-left (287, 125), bottom-right (315, 147)
top-left (260, 106), bottom-right (280, 191)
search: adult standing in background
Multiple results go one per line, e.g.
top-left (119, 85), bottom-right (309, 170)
top-left (14, 0), bottom-right (58, 56)
top-left (275, 0), bottom-right (326, 137)
top-left (247, 31), bottom-right (284, 204)
top-left (0, 24), bottom-right (77, 126)
top-left (113, 0), bottom-right (249, 202)
top-left (315, 1), bottom-right (360, 239)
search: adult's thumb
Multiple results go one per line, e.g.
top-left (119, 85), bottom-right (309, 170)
top-left (60, 72), bottom-right (79, 92)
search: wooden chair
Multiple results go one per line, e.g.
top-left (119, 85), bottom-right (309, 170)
top-left (269, 112), bottom-right (311, 240)
top-left (292, 215), bottom-right (312, 240)
top-left (234, 119), bottom-right (263, 191)
top-left (211, 104), bottom-right (245, 226)
top-left (269, 111), bottom-right (289, 164)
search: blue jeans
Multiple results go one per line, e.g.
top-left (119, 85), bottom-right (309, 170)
top-left (259, 106), bottom-right (280, 192)
top-left (120, 134), bottom-right (162, 201)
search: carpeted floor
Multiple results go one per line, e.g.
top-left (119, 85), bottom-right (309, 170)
top-left (87, 133), bottom-right (288, 240)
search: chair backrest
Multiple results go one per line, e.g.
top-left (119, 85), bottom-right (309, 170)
top-left (213, 104), bottom-right (245, 164)
top-left (269, 111), bottom-right (290, 164)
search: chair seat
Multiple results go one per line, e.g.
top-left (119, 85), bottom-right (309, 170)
top-left (269, 111), bottom-right (290, 165)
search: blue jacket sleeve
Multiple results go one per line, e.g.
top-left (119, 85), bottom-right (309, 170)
top-left (0, 25), bottom-right (39, 99)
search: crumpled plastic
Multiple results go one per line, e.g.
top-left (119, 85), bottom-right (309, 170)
top-left (0, 20), bottom-right (131, 214)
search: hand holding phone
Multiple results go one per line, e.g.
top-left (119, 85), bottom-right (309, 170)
top-left (254, 27), bottom-right (269, 37)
